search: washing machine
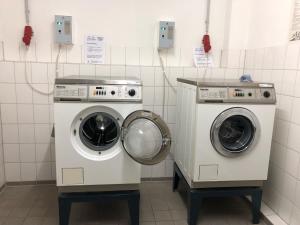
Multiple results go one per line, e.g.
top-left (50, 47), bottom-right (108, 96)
top-left (54, 76), bottom-right (171, 192)
top-left (174, 78), bottom-right (276, 188)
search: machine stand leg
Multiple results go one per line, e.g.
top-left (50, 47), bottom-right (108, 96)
top-left (128, 192), bottom-right (140, 225)
top-left (188, 191), bottom-right (201, 225)
top-left (58, 196), bottom-right (71, 225)
top-left (251, 189), bottom-right (263, 224)
top-left (173, 163), bottom-right (180, 191)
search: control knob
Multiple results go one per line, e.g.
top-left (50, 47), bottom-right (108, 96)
top-left (128, 89), bottom-right (136, 97)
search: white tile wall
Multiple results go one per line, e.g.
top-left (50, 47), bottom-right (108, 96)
top-left (243, 44), bottom-right (300, 225)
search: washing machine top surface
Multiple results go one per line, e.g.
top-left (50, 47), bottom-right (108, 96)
top-left (177, 78), bottom-right (273, 88)
top-left (55, 75), bottom-right (142, 85)
top-left (54, 75), bottom-right (142, 102)
top-left (177, 78), bottom-right (276, 104)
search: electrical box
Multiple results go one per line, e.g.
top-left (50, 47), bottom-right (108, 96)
top-left (158, 21), bottom-right (175, 49)
top-left (54, 15), bottom-right (73, 45)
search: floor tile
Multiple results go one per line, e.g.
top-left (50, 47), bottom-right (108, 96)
top-left (42, 217), bottom-right (59, 225)
top-left (170, 210), bottom-right (187, 220)
top-left (28, 207), bottom-right (48, 217)
top-left (9, 207), bottom-right (30, 218)
top-left (23, 217), bottom-right (44, 225)
top-left (154, 210), bottom-right (172, 221)
top-left (2, 217), bottom-right (24, 225)
top-left (0, 208), bottom-right (12, 217)
top-left (0, 182), bottom-right (269, 225)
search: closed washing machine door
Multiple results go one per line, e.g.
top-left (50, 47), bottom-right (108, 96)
top-left (210, 107), bottom-right (260, 157)
top-left (121, 110), bottom-right (171, 165)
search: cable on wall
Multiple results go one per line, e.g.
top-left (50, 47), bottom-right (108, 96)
top-left (202, 0), bottom-right (212, 79)
top-left (24, 45), bottom-right (61, 95)
top-left (203, 0), bottom-right (211, 53)
top-left (23, 0), bottom-right (33, 46)
top-left (23, 0), bottom-right (61, 95)
top-left (157, 49), bottom-right (176, 119)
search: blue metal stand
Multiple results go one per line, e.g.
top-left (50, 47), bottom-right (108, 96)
top-left (58, 190), bottom-right (140, 225)
top-left (173, 163), bottom-right (262, 225)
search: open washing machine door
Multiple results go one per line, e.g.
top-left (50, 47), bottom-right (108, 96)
top-left (121, 110), bottom-right (171, 165)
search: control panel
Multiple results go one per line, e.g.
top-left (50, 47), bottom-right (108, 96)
top-left (228, 88), bottom-right (256, 99)
top-left (88, 85), bottom-right (141, 101)
top-left (54, 84), bottom-right (142, 102)
top-left (54, 85), bottom-right (88, 99)
top-left (197, 87), bottom-right (276, 104)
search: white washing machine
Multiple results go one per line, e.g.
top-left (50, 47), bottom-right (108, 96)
top-left (54, 76), bottom-right (171, 191)
top-left (175, 78), bottom-right (276, 188)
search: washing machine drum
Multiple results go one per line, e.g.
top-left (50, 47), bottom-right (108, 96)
top-left (79, 112), bottom-right (120, 151)
top-left (210, 107), bottom-right (260, 157)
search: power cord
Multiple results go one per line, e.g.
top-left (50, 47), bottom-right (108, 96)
top-left (24, 45), bottom-right (61, 95)
top-left (157, 49), bottom-right (176, 119)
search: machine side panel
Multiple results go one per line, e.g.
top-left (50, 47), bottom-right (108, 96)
top-left (174, 82), bottom-right (197, 184)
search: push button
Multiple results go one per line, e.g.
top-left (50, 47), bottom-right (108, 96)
top-left (263, 91), bottom-right (270, 98)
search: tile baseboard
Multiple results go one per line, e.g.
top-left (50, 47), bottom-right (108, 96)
top-left (6, 180), bottom-right (56, 186)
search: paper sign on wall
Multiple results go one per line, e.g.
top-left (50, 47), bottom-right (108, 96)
top-left (84, 35), bottom-right (105, 64)
top-left (193, 47), bottom-right (213, 67)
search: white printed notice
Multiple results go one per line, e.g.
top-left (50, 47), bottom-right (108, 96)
top-left (193, 47), bottom-right (213, 67)
top-left (84, 35), bottom-right (105, 64)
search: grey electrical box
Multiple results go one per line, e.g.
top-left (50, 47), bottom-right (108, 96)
top-left (158, 21), bottom-right (175, 49)
top-left (54, 15), bottom-right (73, 45)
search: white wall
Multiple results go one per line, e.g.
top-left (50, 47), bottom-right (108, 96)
top-left (227, 0), bottom-right (296, 49)
top-left (0, 0), bottom-right (230, 66)
top-left (226, 0), bottom-right (253, 49)
top-left (247, 0), bottom-right (295, 49)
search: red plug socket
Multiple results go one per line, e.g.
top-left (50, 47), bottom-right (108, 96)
top-left (22, 25), bottom-right (33, 46)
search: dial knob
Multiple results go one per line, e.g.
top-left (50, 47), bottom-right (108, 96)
top-left (263, 91), bottom-right (270, 98)
top-left (128, 89), bottom-right (136, 97)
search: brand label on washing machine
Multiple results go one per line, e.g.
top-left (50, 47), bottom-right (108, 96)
top-left (54, 85), bottom-right (88, 99)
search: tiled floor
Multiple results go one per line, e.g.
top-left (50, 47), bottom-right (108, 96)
top-left (0, 181), bottom-right (267, 225)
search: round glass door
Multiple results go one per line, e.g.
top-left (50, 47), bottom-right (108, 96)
top-left (79, 112), bottom-right (120, 151)
top-left (210, 108), bottom-right (260, 157)
top-left (121, 110), bottom-right (171, 165)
